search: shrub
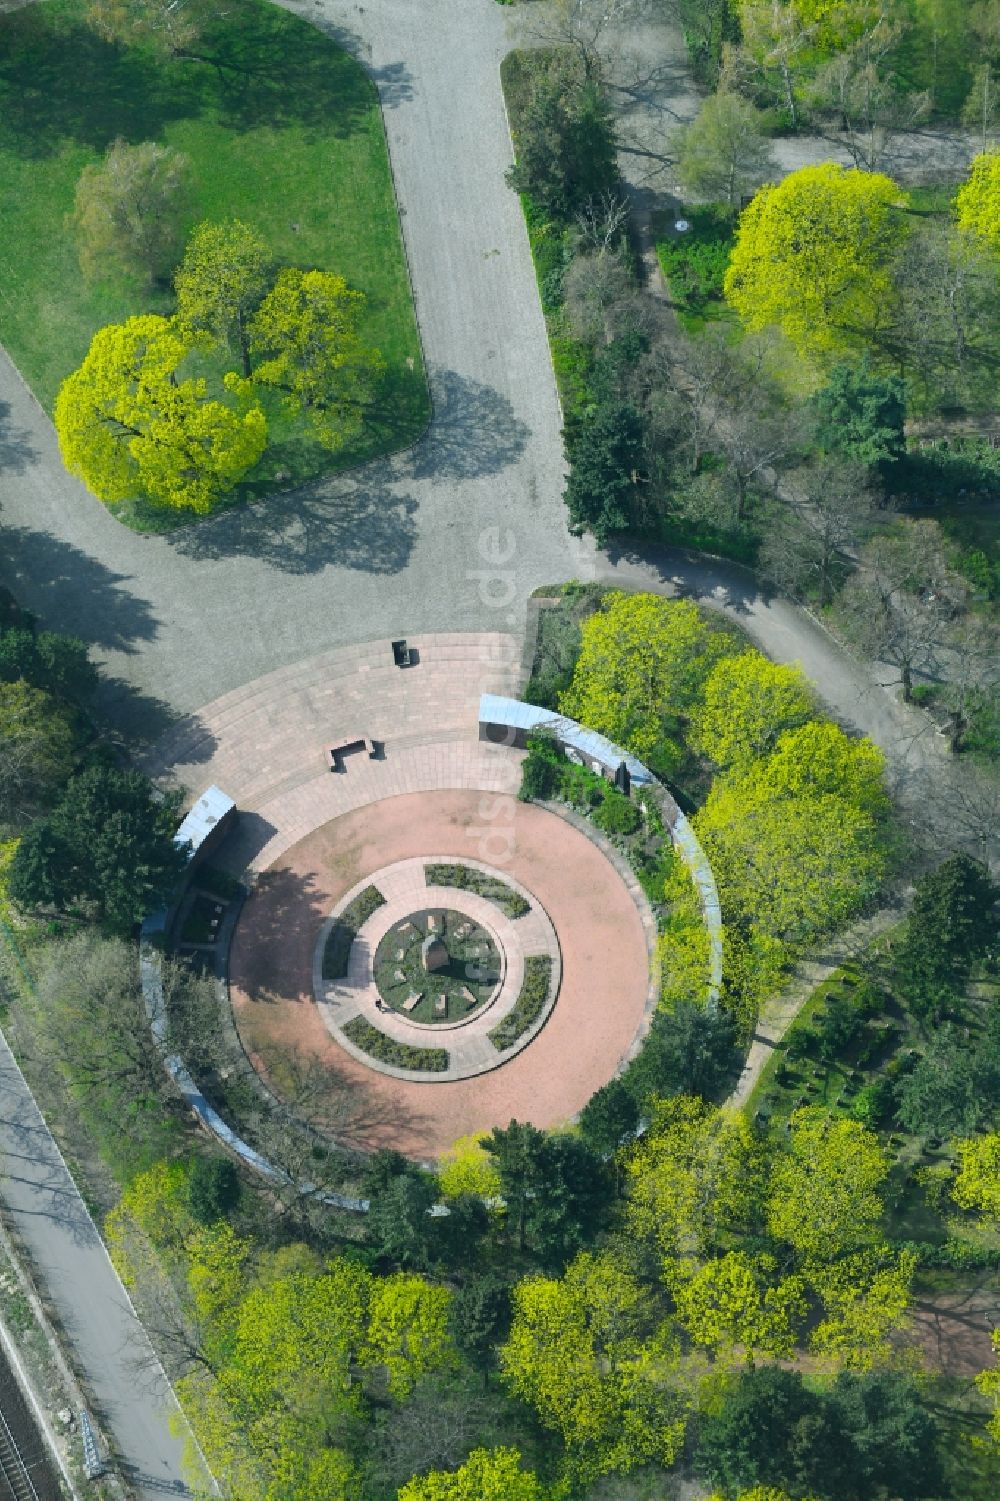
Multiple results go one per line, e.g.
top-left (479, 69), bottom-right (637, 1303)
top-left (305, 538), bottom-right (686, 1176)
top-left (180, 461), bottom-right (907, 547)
top-left (322, 885), bottom-right (385, 979)
top-left (592, 786), bottom-right (641, 836)
top-left (342, 1017), bottom-right (448, 1072)
top-left (489, 957), bottom-right (553, 1050)
top-left (424, 863), bottom-right (529, 919)
top-left (188, 1155), bottom-right (241, 1224)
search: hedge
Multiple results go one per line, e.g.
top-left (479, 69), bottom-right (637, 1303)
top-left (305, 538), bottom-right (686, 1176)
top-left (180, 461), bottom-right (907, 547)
top-left (342, 1016), bottom-right (448, 1072)
top-left (323, 885), bottom-right (386, 980)
top-left (424, 863), bottom-right (530, 919)
top-left (490, 955), bottom-right (553, 1050)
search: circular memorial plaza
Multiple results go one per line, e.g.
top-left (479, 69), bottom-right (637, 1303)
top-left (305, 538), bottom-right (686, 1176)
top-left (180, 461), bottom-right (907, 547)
top-left (228, 788), bottom-right (652, 1158)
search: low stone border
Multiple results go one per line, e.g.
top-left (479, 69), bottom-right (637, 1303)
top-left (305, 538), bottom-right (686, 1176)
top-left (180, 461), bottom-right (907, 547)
top-left (313, 857), bottom-right (562, 1082)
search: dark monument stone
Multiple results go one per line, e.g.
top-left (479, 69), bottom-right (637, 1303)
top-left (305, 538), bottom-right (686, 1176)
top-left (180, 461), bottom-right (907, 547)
top-left (421, 935), bottom-right (449, 974)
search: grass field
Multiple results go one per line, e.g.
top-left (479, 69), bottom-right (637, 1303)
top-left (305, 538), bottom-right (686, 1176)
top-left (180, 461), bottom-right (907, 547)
top-left (0, 0), bottom-right (428, 528)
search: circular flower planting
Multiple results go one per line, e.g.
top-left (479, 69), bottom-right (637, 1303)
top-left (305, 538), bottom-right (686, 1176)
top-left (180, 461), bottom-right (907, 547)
top-left (373, 908), bottom-right (502, 1024)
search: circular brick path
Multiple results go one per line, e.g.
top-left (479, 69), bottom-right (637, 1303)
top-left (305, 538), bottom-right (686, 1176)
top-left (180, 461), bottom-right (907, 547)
top-left (228, 790), bottom-right (650, 1160)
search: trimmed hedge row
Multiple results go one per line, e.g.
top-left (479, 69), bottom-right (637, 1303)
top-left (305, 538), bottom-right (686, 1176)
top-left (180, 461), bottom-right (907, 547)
top-left (322, 885), bottom-right (386, 980)
top-left (342, 1016), bottom-right (448, 1072)
top-left (490, 955), bottom-right (553, 1051)
top-left (424, 862), bottom-right (530, 919)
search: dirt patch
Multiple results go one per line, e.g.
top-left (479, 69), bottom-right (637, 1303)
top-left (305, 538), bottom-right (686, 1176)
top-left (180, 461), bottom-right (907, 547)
top-left (228, 791), bottom-right (650, 1159)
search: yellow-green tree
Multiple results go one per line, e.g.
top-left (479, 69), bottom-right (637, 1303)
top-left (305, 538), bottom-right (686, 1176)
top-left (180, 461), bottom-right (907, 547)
top-left (752, 720), bottom-right (888, 819)
top-left (767, 1107), bottom-right (889, 1259)
top-left (559, 592), bottom-right (735, 759)
top-left (693, 776), bottom-right (884, 946)
top-left (54, 315), bottom-right (267, 513)
top-left (955, 151), bottom-right (1000, 252)
top-left (248, 269), bottom-right (385, 451)
top-left (0, 680), bottom-right (77, 828)
top-left (807, 1248), bottom-right (915, 1369)
top-left (691, 653), bottom-right (815, 770)
top-left (977, 1331), bottom-right (1000, 1447)
top-left (625, 1098), bottom-right (764, 1265)
top-left (952, 1132), bottom-right (1000, 1218)
top-left (396, 1447), bottom-right (546, 1501)
top-left (671, 1251), bottom-right (806, 1362)
top-left (500, 1252), bottom-right (686, 1480)
top-left (724, 164), bottom-right (907, 355)
top-left (365, 1274), bottom-right (454, 1398)
top-left (438, 1132), bottom-right (504, 1202)
top-left (70, 137), bottom-right (189, 284)
top-left (175, 220), bottom-right (271, 377)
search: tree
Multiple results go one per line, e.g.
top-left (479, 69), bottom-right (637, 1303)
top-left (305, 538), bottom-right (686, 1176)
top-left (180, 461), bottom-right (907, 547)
top-left (750, 721), bottom-right (888, 820)
top-left (500, 1253), bottom-right (685, 1481)
top-left (396, 1447), bottom-right (547, 1501)
top-left (826, 1369), bottom-right (942, 1497)
top-left (85, 0), bottom-right (215, 59)
top-left (808, 1247), bottom-right (916, 1369)
top-left (625, 1098), bottom-right (763, 1265)
top-left (247, 269), bottom-right (384, 451)
top-left (365, 1274), bottom-right (454, 1400)
top-left (506, 50), bottom-right (619, 220)
top-left (890, 221), bottom-right (999, 402)
top-left (734, 0), bottom-right (818, 126)
top-left (762, 457), bottom-right (878, 604)
top-left (892, 854), bottom-right (999, 1017)
top-left (691, 653), bottom-right (814, 770)
top-left (175, 220), bottom-right (271, 377)
top-left (438, 1133), bottom-right (503, 1202)
top-left (366, 1169), bottom-right (439, 1271)
top-left (673, 92), bottom-right (776, 213)
top-left (963, 63), bottom-right (1000, 153)
top-left (0, 681), bottom-right (77, 830)
top-left (450, 1277), bottom-right (512, 1385)
top-left (766, 1107), bottom-right (889, 1260)
top-left (952, 1132), bottom-right (1000, 1218)
top-left (0, 628), bottom-right (98, 704)
top-left (812, 360), bottom-right (905, 470)
top-left (8, 763), bottom-right (188, 929)
top-left (483, 1122), bottom-right (613, 1264)
top-left (723, 164), bottom-right (907, 356)
top-left (55, 315), bottom-right (267, 513)
top-left (805, 18), bottom-right (931, 174)
top-left (977, 1331), bottom-right (1000, 1448)
top-left (955, 150), bottom-right (1000, 253)
top-left (894, 1026), bottom-right (997, 1137)
top-left (620, 1000), bottom-right (740, 1109)
top-left (560, 592), bottom-right (734, 759)
top-left (563, 399), bottom-right (645, 543)
top-left (694, 1366), bottom-right (831, 1499)
top-left (834, 518), bottom-right (960, 702)
top-left (70, 138), bottom-right (189, 285)
top-left (188, 1156), bottom-right (241, 1225)
top-left (579, 1077), bottom-right (640, 1156)
top-left (671, 1251), bottom-right (806, 1362)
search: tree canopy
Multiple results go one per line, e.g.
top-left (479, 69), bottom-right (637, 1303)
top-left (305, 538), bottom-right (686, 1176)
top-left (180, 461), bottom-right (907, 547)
top-left (54, 315), bottom-right (267, 512)
top-left (396, 1446), bottom-right (546, 1501)
top-left (560, 592), bottom-right (734, 758)
top-left (247, 269), bottom-right (384, 451)
top-left (674, 91), bottom-right (776, 212)
top-left (955, 150), bottom-right (1000, 252)
top-left (766, 1107), bottom-right (889, 1259)
top-left (174, 219), bottom-right (272, 377)
top-left (70, 137), bottom-right (189, 284)
top-left (812, 359), bottom-right (906, 469)
top-left (724, 163), bottom-right (908, 355)
top-left (691, 652), bottom-right (815, 769)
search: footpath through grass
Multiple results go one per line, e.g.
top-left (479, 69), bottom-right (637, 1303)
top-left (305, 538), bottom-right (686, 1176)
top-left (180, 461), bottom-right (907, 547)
top-left (0, 0), bottom-right (428, 528)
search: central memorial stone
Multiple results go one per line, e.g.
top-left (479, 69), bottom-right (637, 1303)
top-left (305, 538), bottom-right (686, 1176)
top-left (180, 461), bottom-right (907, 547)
top-left (421, 932), bottom-right (449, 973)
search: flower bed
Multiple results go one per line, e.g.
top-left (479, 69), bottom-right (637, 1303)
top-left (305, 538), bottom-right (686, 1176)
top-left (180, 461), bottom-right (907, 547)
top-left (489, 956), bottom-right (553, 1051)
top-left (342, 1016), bottom-right (448, 1072)
top-left (424, 863), bottom-right (530, 918)
top-left (322, 885), bottom-right (386, 980)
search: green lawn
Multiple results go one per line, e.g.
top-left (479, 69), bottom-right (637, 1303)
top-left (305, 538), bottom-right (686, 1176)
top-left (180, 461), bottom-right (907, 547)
top-left (0, 0), bottom-right (428, 529)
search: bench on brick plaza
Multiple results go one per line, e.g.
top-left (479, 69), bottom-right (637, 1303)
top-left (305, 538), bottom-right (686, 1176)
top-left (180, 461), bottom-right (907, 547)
top-left (327, 736), bottom-right (381, 773)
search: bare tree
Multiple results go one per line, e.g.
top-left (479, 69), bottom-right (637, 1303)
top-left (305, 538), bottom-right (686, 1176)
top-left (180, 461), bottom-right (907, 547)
top-left (888, 222), bottom-right (999, 403)
top-left (761, 458), bottom-right (879, 604)
top-left (806, 18), bottom-right (931, 173)
top-left (834, 519), bottom-right (964, 701)
top-left (563, 248), bottom-right (649, 346)
top-left (962, 62), bottom-right (1000, 153)
top-left (726, 0), bottom-right (817, 128)
top-left (938, 615), bottom-right (1000, 755)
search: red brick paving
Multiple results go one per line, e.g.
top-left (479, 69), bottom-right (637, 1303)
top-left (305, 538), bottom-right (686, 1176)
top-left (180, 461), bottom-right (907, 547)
top-left (229, 790), bottom-right (649, 1159)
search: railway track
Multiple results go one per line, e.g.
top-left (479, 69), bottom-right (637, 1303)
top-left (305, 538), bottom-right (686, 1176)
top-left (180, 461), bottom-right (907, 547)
top-left (0, 1402), bottom-right (40, 1501)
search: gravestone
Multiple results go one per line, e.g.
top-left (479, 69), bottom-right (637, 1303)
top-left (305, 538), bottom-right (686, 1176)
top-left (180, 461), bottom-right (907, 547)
top-left (421, 934), bottom-right (449, 973)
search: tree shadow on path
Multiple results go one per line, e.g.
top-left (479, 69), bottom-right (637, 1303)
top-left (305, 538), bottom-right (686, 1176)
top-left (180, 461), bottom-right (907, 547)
top-left (166, 470), bottom-right (418, 573)
top-left (0, 400), bottom-right (38, 474)
top-left (406, 368), bottom-right (531, 482)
